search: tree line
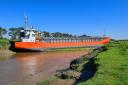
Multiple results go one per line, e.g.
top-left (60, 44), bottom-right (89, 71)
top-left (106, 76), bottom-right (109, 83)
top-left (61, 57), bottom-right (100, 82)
top-left (0, 27), bottom-right (90, 40)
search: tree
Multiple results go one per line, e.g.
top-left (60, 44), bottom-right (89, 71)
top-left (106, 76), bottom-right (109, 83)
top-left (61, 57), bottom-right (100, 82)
top-left (42, 31), bottom-right (51, 37)
top-left (8, 27), bottom-right (22, 40)
top-left (51, 32), bottom-right (62, 37)
top-left (51, 32), bottom-right (75, 38)
top-left (78, 34), bottom-right (87, 38)
top-left (62, 33), bottom-right (71, 37)
top-left (0, 27), bottom-right (7, 39)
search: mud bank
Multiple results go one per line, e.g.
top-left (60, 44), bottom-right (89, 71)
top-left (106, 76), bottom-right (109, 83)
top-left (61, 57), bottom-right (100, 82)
top-left (0, 50), bottom-right (15, 60)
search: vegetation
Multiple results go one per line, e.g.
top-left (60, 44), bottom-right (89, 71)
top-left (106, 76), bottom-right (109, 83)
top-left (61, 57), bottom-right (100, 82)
top-left (117, 41), bottom-right (128, 55)
top-left (42, 31), bottom-right (51, 37)
top-left (42, 31), bottom-right (76, 38)
top-left (38, 76), bottom-right (74, 85)
top-left (0, 27), bottom-right (7, 38)
top-left (0, 38), bottom-right (9, 49)
top-left (0, 38), bottom-right (15, 61)
top-left (78, 40), bottom-right (128, 85)
top-left (0, 27), bottom-right (8, 49)
top-left (42, 31), bottom-right (91, 38)
top-left (8, 27), bottom-right (23, 40)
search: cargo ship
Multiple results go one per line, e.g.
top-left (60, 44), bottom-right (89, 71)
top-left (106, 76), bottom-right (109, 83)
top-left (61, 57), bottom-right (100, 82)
top-left (9, 16), bottom-right (110, 52)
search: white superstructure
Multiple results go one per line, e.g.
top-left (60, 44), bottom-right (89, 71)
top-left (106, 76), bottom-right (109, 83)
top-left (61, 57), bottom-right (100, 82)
top-left (21, 28), bottom-right (36, 42)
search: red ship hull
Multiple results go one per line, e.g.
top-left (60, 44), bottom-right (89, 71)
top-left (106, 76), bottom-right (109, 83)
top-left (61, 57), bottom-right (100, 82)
top-left (9, 38), bottom-right (110, 52)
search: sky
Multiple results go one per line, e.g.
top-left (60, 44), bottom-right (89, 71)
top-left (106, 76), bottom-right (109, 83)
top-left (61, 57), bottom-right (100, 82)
top-left (0, 0), bottom-right (128, 39)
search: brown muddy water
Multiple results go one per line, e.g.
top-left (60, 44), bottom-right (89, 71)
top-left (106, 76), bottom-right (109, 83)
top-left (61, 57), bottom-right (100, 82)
top-left (0, 51), bottom-right (88, 85)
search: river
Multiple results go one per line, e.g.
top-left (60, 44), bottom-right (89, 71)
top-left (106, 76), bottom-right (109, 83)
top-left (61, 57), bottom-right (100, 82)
top-left (0, 51), bottom-right (87, 85)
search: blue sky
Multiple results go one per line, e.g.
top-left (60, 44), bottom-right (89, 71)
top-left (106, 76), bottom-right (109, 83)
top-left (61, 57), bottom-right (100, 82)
top-left (0, 0), bottom-right (128, 39)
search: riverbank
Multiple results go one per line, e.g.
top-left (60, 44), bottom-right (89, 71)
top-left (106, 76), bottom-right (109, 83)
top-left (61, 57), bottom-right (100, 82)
top-left (78, 40), bottom-right (128, 85)
top-left (0, 50), bottom-right (15, 61)
top-left (0, 38), bottom-right (9, 49)
top-left (0, 38), bottom-right (15, 60)
top-left (38, 47), bottom-right (102, 85)
top-left (39, 40), bottom-right (128, 85)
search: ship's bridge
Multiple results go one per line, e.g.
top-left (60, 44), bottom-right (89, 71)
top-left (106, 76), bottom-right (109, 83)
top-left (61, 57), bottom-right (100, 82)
top-left (21, 28), bottom-right (36, 42)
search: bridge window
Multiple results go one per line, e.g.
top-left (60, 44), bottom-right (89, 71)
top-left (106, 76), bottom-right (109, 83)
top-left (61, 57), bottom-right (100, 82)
top-left (32, 34), bottom-right (35, 37)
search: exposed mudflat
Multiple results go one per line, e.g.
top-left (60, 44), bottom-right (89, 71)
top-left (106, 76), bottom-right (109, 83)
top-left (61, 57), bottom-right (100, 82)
top-left (0, 50), bottom-right (15, 61)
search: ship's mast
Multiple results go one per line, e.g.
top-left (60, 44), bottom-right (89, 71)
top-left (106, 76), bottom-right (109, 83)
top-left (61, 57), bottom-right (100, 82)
top-left (24, 15), bottom-right (28, 30)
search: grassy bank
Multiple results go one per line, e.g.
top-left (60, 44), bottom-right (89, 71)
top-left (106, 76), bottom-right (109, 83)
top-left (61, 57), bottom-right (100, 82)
top-left (0, 38), bottom-right (9, 50)
top-left (0, 38), bottom-right (15, 61)
top-left (38, 40), bottom-right (128, 85)
top-left (78, 40), bottom-right (128, 85)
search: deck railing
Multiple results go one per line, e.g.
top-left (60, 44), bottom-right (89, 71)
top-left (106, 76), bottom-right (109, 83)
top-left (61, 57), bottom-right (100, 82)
top-left (42, 37), bottom-right (104, 43)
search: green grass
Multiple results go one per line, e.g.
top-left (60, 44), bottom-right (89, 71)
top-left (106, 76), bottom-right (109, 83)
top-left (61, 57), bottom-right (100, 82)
top-left (0, 38), bottom-right (9, 50)
top-left (38, 76), bottom-right (60, 85)
top-left (38, 76), bottom-right (74, 85)
top-left (78, 41), bottom-right (128, 85)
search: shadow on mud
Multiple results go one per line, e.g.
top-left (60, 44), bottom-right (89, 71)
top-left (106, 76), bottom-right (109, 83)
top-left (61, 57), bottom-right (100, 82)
top-left (74, 58), bottom-right (99, 85)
